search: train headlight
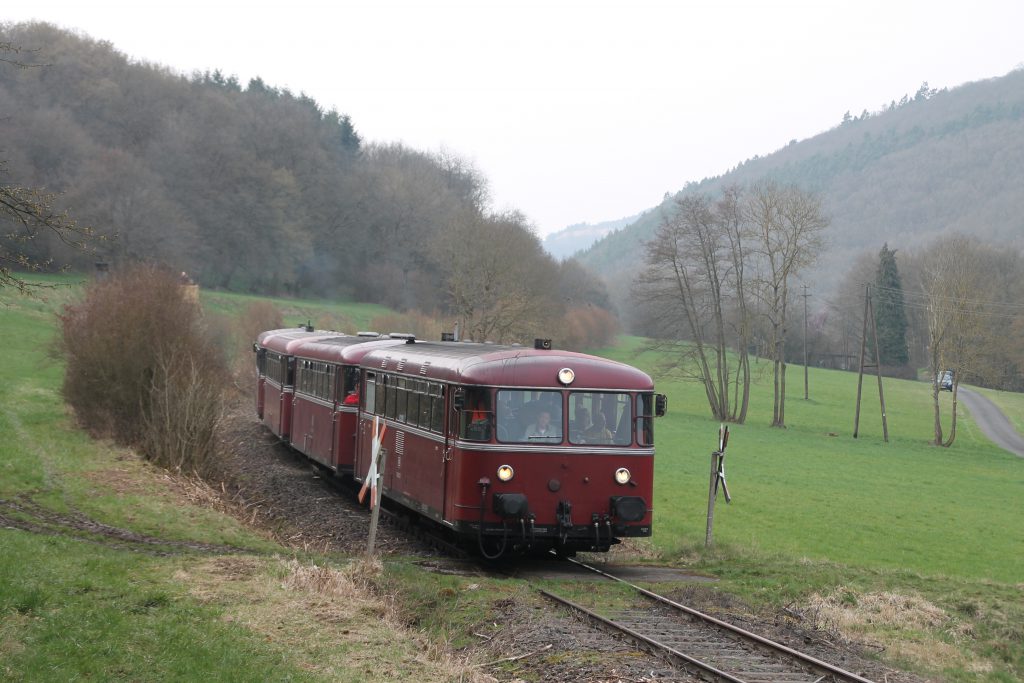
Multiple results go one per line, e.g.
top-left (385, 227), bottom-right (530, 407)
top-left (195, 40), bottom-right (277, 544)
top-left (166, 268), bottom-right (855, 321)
top-left (557, 367), bottom-right (575, 385)
top-left (614, 467), bottom-right (631, 485)
top-left (497, 464), bottom-right (515, 482)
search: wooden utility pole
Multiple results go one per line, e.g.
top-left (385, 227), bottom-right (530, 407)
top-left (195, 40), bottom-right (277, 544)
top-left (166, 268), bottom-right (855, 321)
top-left (803, 284), bottom-right (810, 400)
top-left (853, 284), bottom-right (889, 442)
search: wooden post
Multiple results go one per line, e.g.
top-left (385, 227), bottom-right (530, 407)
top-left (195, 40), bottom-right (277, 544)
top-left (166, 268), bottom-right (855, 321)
top-left (366, 447), bottom-right (388, 556)
top-left (803, 284), bottom-right (810, 400)
top-left (853, 285), bottom-right (870, 438)
top-left (705, 450), bottom-right (719, 547)
top-left (853, 284), bottom-right (889, 442)
top-left (867, 292), bottom-right (890, 443)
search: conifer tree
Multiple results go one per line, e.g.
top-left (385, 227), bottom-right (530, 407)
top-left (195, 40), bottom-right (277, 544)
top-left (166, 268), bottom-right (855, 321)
top-left (874, 243), bottom-right (910, 366)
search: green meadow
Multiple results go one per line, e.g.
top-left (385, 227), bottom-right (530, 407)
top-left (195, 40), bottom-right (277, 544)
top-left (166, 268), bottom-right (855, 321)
top-left (595, 337), bottom-right (1023, 586)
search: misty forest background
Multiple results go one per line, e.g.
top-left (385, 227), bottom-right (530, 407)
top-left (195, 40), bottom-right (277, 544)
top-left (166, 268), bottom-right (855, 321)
top-left (4, 21), bottom-right (1024, 393)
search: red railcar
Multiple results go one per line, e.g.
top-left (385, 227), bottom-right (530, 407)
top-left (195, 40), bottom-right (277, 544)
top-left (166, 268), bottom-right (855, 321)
top-left (287, 334), bottom-right (408, 473)
top-left (352, 340), bottom-right (665, 557)
top-left (254, 327), bottom-right (345, 440)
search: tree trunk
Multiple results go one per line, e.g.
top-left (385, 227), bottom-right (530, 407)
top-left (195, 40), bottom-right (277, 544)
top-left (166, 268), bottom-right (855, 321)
top-left (943, 381), bottom-right (959, 447)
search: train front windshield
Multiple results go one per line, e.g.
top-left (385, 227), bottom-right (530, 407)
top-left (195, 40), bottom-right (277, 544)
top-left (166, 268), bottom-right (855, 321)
top-left (495, 389), bottom-right (636, 446)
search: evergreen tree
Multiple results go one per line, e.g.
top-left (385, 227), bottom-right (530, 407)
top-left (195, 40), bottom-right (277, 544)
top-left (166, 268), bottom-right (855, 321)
top-left (874, 244), bottom-right (910, 366)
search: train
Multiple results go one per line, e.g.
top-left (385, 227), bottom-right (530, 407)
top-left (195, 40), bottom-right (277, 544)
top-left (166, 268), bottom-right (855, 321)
top-left (254, 326), bottom-right (666, 557)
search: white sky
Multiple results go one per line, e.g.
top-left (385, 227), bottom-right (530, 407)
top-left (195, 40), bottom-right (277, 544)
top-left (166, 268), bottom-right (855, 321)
top-left (5, 1), bottom-right (1023, 236)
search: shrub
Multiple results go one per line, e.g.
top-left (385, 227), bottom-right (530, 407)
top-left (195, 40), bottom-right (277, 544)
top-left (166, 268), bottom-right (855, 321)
top-left (57, 265), bottom-right (226, 474)
top-left (560, 306), bottom-right (621, 351)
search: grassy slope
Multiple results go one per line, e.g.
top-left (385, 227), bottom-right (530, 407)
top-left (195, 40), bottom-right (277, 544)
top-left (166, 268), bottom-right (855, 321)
top-left (0, 280), bottom-right (457, 682)
top-left (201, 288), bottom-right (393, 331)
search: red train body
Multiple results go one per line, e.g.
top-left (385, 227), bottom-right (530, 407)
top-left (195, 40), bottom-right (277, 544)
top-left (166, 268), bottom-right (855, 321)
top-left (254, 328), bottom-right (345, 440)
top-left (255, 332), bottom-right (665, 557)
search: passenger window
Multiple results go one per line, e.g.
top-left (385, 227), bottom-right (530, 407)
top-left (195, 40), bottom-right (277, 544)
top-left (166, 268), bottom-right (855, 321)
top-left (568, 392), bottom-right (631, 446)
top-left (460, 387), bottom-right (492, 441)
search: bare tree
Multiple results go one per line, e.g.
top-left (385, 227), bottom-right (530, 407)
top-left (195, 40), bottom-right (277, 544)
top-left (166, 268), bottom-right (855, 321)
top-left (748, 181), bottom-right (828, 427)
top-left (635, 193), bottom-right (751, 422)
top-left (717, 185), bottom-right (754, 422)
top-left (912, 236), bottom-right (1012, 446)
top-left (433, 209), bottom-right (558, 343)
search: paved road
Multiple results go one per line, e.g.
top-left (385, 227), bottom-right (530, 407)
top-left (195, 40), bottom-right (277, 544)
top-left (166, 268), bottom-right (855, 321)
top-left (958, 387), bottom-right (1024, 457)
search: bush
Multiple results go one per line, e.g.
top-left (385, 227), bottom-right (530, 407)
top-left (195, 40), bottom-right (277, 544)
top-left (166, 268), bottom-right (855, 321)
top-left (57, 265), bottom-right (226, 474)
top-left (560, 306), bottom-right (621, 351)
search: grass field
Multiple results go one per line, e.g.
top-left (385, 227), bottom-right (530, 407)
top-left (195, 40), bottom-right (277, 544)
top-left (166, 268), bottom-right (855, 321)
top-left (3, 277), bottom-right (1023, 681)
top-left (0, 279), bottom-right (471, 682)
top-left (592, 337), bottom-right (1023, 583)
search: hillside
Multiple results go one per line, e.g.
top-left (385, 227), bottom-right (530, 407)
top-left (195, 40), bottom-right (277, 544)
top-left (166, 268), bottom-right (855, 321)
top-left (577, 70), bottom-right (1024, 309)
top-left (3, 21), bottom-right (613, 338)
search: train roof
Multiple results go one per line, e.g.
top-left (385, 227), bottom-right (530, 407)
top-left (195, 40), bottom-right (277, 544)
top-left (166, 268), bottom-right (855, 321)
top-left (289, 335), bottom-right (409, 363)
top-left (256, 328), bottom-right (347, 354)
top-left (360, 341), bottom-right (654, 391)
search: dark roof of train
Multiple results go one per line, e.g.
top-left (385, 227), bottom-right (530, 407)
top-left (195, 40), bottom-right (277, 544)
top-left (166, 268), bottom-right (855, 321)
top-left (290, 336), bottom-right (409, 363)
top-left (360, 341), bottom-right (653, 390)
top-left (255, 328), bottom-right (346, 354)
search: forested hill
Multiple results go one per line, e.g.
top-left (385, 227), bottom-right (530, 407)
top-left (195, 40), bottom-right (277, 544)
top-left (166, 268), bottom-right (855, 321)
top-left (577, 69), bottom-right (1024, 305)
top-left (2, 22), bottom-right (615, 339)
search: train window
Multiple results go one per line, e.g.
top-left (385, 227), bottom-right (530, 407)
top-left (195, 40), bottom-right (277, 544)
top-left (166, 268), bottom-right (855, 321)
top-left (637, 394), bottom-right (654, 446)
top-left (375, 375), bottom-right (387, 415)
top-left (431, 385), bottom-right (445, 433)
top-left (265, 352), bottom-right (283, 385)
top-left (460, 388), bottom-right (492, 441)
top-left (568, 392), bottom-right (631, 446)
top-left (386, 380), bottom-right (399, 420)
top-left (406, 391), bottom-right (420, 427)
top-left (419, 393), bottom-right (433, 428)
top-left (364, 373), bottom-right (376, 413)
top-left (496, 390), bottom-right (562, 444)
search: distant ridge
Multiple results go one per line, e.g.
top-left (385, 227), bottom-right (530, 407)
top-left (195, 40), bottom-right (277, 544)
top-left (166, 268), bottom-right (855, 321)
top-left (575, 69), bottom-right (1024, 309)
top-left (542, 212), bottom-right (644, 260)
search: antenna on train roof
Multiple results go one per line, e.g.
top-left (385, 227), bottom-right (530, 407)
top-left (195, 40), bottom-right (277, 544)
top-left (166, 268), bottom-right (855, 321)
top-left (301, 320), bottom-right (314, 332)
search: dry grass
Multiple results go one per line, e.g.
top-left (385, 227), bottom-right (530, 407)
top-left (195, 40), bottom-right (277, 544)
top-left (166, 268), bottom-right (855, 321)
top-left (805, 586), bottom-right (990, 674)
top-left (177, 556), bottom-right (497, 682)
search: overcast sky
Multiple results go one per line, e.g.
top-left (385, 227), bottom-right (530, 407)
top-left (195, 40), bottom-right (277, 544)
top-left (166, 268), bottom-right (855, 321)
top-left (5, 1), bottom-right (1023, 236)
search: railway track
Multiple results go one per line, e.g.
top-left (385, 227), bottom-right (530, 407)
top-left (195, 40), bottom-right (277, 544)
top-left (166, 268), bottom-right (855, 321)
top-left (541, 557), bottom-right (875, 683)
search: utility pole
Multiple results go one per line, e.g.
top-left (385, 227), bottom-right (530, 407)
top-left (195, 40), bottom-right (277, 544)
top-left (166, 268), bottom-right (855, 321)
top-left (853, 284), bottom-right (889, 442)
top-left (802, 284), bottom-right (810, 400)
